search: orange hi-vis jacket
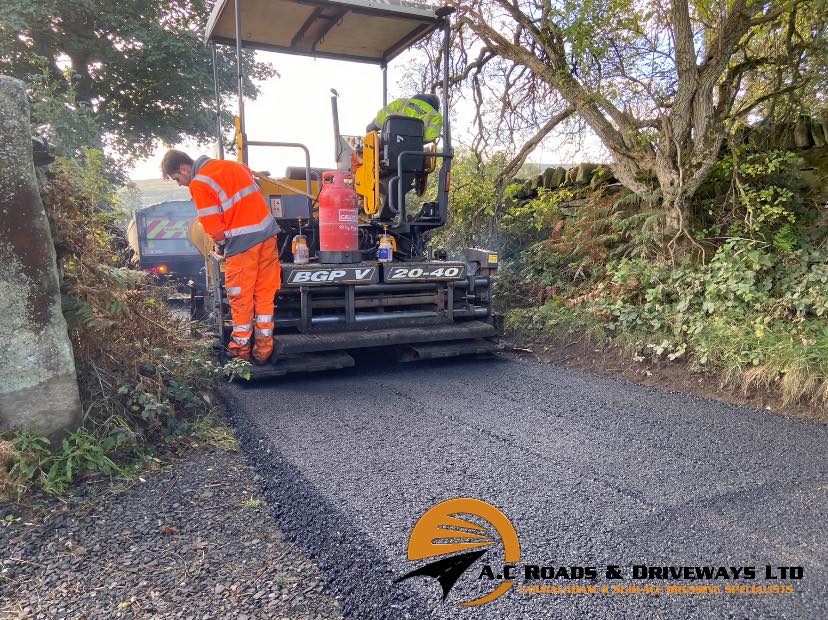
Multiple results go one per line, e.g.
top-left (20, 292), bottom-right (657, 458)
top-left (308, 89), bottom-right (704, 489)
top-left (189, 156), bottom-right (279, 257)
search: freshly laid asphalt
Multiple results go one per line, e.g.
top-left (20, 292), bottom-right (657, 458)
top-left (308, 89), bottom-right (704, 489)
top-left (221, 354), bottom-right (828, 619)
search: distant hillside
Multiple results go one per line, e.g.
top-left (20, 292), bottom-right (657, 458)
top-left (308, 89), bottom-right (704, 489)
top-left (118, 179), bottom-right (190, 214)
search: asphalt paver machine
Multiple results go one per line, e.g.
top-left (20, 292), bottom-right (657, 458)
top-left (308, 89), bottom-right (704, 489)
top-left (196, 0), bottom-right (500, 377)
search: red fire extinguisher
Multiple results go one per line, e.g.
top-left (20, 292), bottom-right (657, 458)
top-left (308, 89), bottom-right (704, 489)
top-left (318, 170), bottom-right (359, 264)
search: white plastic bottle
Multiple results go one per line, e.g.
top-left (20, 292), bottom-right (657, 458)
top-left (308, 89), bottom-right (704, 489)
top-left (292, 234), bottom-right (310, 264)
top-left (378, 233), bottom-right (393, 262)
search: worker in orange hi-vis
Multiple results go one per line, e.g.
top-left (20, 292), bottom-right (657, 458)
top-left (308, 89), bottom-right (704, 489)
top-left (162, 150), bottom-right (280, 364)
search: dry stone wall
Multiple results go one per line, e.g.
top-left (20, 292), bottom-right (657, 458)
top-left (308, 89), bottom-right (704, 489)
top-left (513, 162), bottom-right (618, 200)
top-left (513, 123), bottom-right (828, 205)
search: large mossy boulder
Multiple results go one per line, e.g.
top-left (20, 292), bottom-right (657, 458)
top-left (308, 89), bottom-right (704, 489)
top-left (0, 75), bottom-right (81, 436)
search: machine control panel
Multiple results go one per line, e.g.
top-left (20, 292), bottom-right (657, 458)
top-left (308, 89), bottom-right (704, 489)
top-left (268, 194), bottom-right (311, 220)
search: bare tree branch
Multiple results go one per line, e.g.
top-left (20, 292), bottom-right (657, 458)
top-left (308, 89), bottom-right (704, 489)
top-left (495, 105), bottom-right (576, 189)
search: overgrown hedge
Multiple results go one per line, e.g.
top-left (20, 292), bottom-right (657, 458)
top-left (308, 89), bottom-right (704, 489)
top-left (507, 240), bottom-right (828, 407)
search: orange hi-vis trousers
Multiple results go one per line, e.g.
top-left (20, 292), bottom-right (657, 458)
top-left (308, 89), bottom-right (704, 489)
top-left (224, 236), bottom-right (281, 362)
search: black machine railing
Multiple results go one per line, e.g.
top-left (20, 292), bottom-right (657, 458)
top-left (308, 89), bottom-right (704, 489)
top-left (246, 140), bottom-right (313, 197)
top-left (388, 150), bottom-right (453, 228)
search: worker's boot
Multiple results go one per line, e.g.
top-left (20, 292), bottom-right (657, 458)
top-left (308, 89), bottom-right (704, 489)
top-left (227, 341), bottom-right (251, 362)
top-left (252, 334), bottom-right (274, 365)
top-left (226, 319), bottom-right (253, 360)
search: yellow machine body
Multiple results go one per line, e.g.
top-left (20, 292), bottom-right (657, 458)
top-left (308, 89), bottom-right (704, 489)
top-left (234, 116), bottom-right (244, 163)
top-left (256, 176), bottom-right (319, 200)
top-left (354, 130), bottom-right (380, 216)
top-left (354, 130), bottom-right (437, 215)
top-left (188, 219), bottom-right (215, 259)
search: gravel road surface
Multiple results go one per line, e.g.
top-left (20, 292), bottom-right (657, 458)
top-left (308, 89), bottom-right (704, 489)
top-left (1, 449), bottom-right (343, 620)
top-left (222, 354), bottom-right (828, 619)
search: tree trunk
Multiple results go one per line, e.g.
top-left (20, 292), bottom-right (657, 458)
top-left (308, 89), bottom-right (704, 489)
top-left (0, 75), bottom-right (82, 437)
top-left (663, 189), bottom-right (691, 233)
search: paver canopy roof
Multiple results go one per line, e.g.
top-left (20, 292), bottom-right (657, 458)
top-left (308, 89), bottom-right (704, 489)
top-left (206, 0), bottom-right (442, 64)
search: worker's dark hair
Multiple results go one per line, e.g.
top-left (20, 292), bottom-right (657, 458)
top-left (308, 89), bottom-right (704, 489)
top-left (161, 149), bottom-right (194, 179)
top-left (413, 93), bottom-right (440, 111)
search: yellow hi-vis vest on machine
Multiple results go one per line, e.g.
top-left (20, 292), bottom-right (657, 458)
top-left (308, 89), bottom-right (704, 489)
top-left (373, 97), bottom-right (443, 143)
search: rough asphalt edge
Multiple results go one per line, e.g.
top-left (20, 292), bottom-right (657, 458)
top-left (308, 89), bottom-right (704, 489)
top-left (218, 384), bottom-right (433, 620)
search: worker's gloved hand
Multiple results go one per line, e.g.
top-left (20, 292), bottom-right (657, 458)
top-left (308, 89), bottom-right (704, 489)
top-left (215, 239), bottom-right (225, 256)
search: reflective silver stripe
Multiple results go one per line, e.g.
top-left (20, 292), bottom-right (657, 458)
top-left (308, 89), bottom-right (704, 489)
top-left (194, 176), bottom-right (260, 215)
top-left (255, 314), bottom-right (273, 323)
top-left (233, 323), bottom-right (253, 332)
top-left (377, 99), bottom-right (404, 126)
top-left (423, 110), bottom-right (440, 130)
top-left (222, 183), bottom-right (260, 213)
top-left (232, 335), bottom-right (250, 345)
top-left (255, 328), bottom-right (273, 337)
top-left (198, 204), bottom-right (222, 216)
top-left (226, 286), bottom-right (241, 295)
top-left (384, 99), bottom-right (402, 117)
top-left (193, 174), bottom-right (229, 205)
top-left (422, 111), bottom-right (441, 140)
top-left (224, 216), bottom-right (274, 238)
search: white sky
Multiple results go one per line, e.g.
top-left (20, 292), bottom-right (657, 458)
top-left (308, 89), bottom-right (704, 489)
top-left (127, 50), bottom-right (606, 181)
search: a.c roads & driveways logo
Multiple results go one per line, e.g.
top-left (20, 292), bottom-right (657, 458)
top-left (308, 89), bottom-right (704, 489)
top-left (394, 497), bottom-right (520, 607)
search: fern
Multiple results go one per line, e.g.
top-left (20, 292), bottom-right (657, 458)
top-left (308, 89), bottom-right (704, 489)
top-left (90, 264), bottom-right (146, 288)
top-left (614, 188), bottom-right (663, 209)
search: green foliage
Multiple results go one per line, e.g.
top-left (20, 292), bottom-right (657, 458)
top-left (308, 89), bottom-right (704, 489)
top-left (493, 135), bottom-right (828, 410)
top-left (499, 187), bottom-right (661, 297)
top-left (597, 241), bottom-right (828, 338)
top-left (429, 151), bottom-right (503, 252)
top-left (509, 240), bottom-right (828, 407)
top-left (555, 0), bottom-right (642, 71)
top-left (607, 190), bottom-right (665, 258)
top-left (499, 187), bottom-right (572, 251)
top-left (27, 66), bottom-right (102, 157)
top-left (221, 357), bottom-right (254, 382)
top-left (2, 0), bottom-right (276, 162)
top-left (702, 150), bottom-right (807, 251)
top-left (241, 497), bottom-right (262, 509)
top-left (9, 415), bottom-right (131, 497)
top-left (430, 151), bottom-right (578, 259)
top-left (506, 298), bottom-right (607, 342)
top-left (192, 414), bottom-right (239, 451)
top-left (26, 70), bottom-right (131, 183)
